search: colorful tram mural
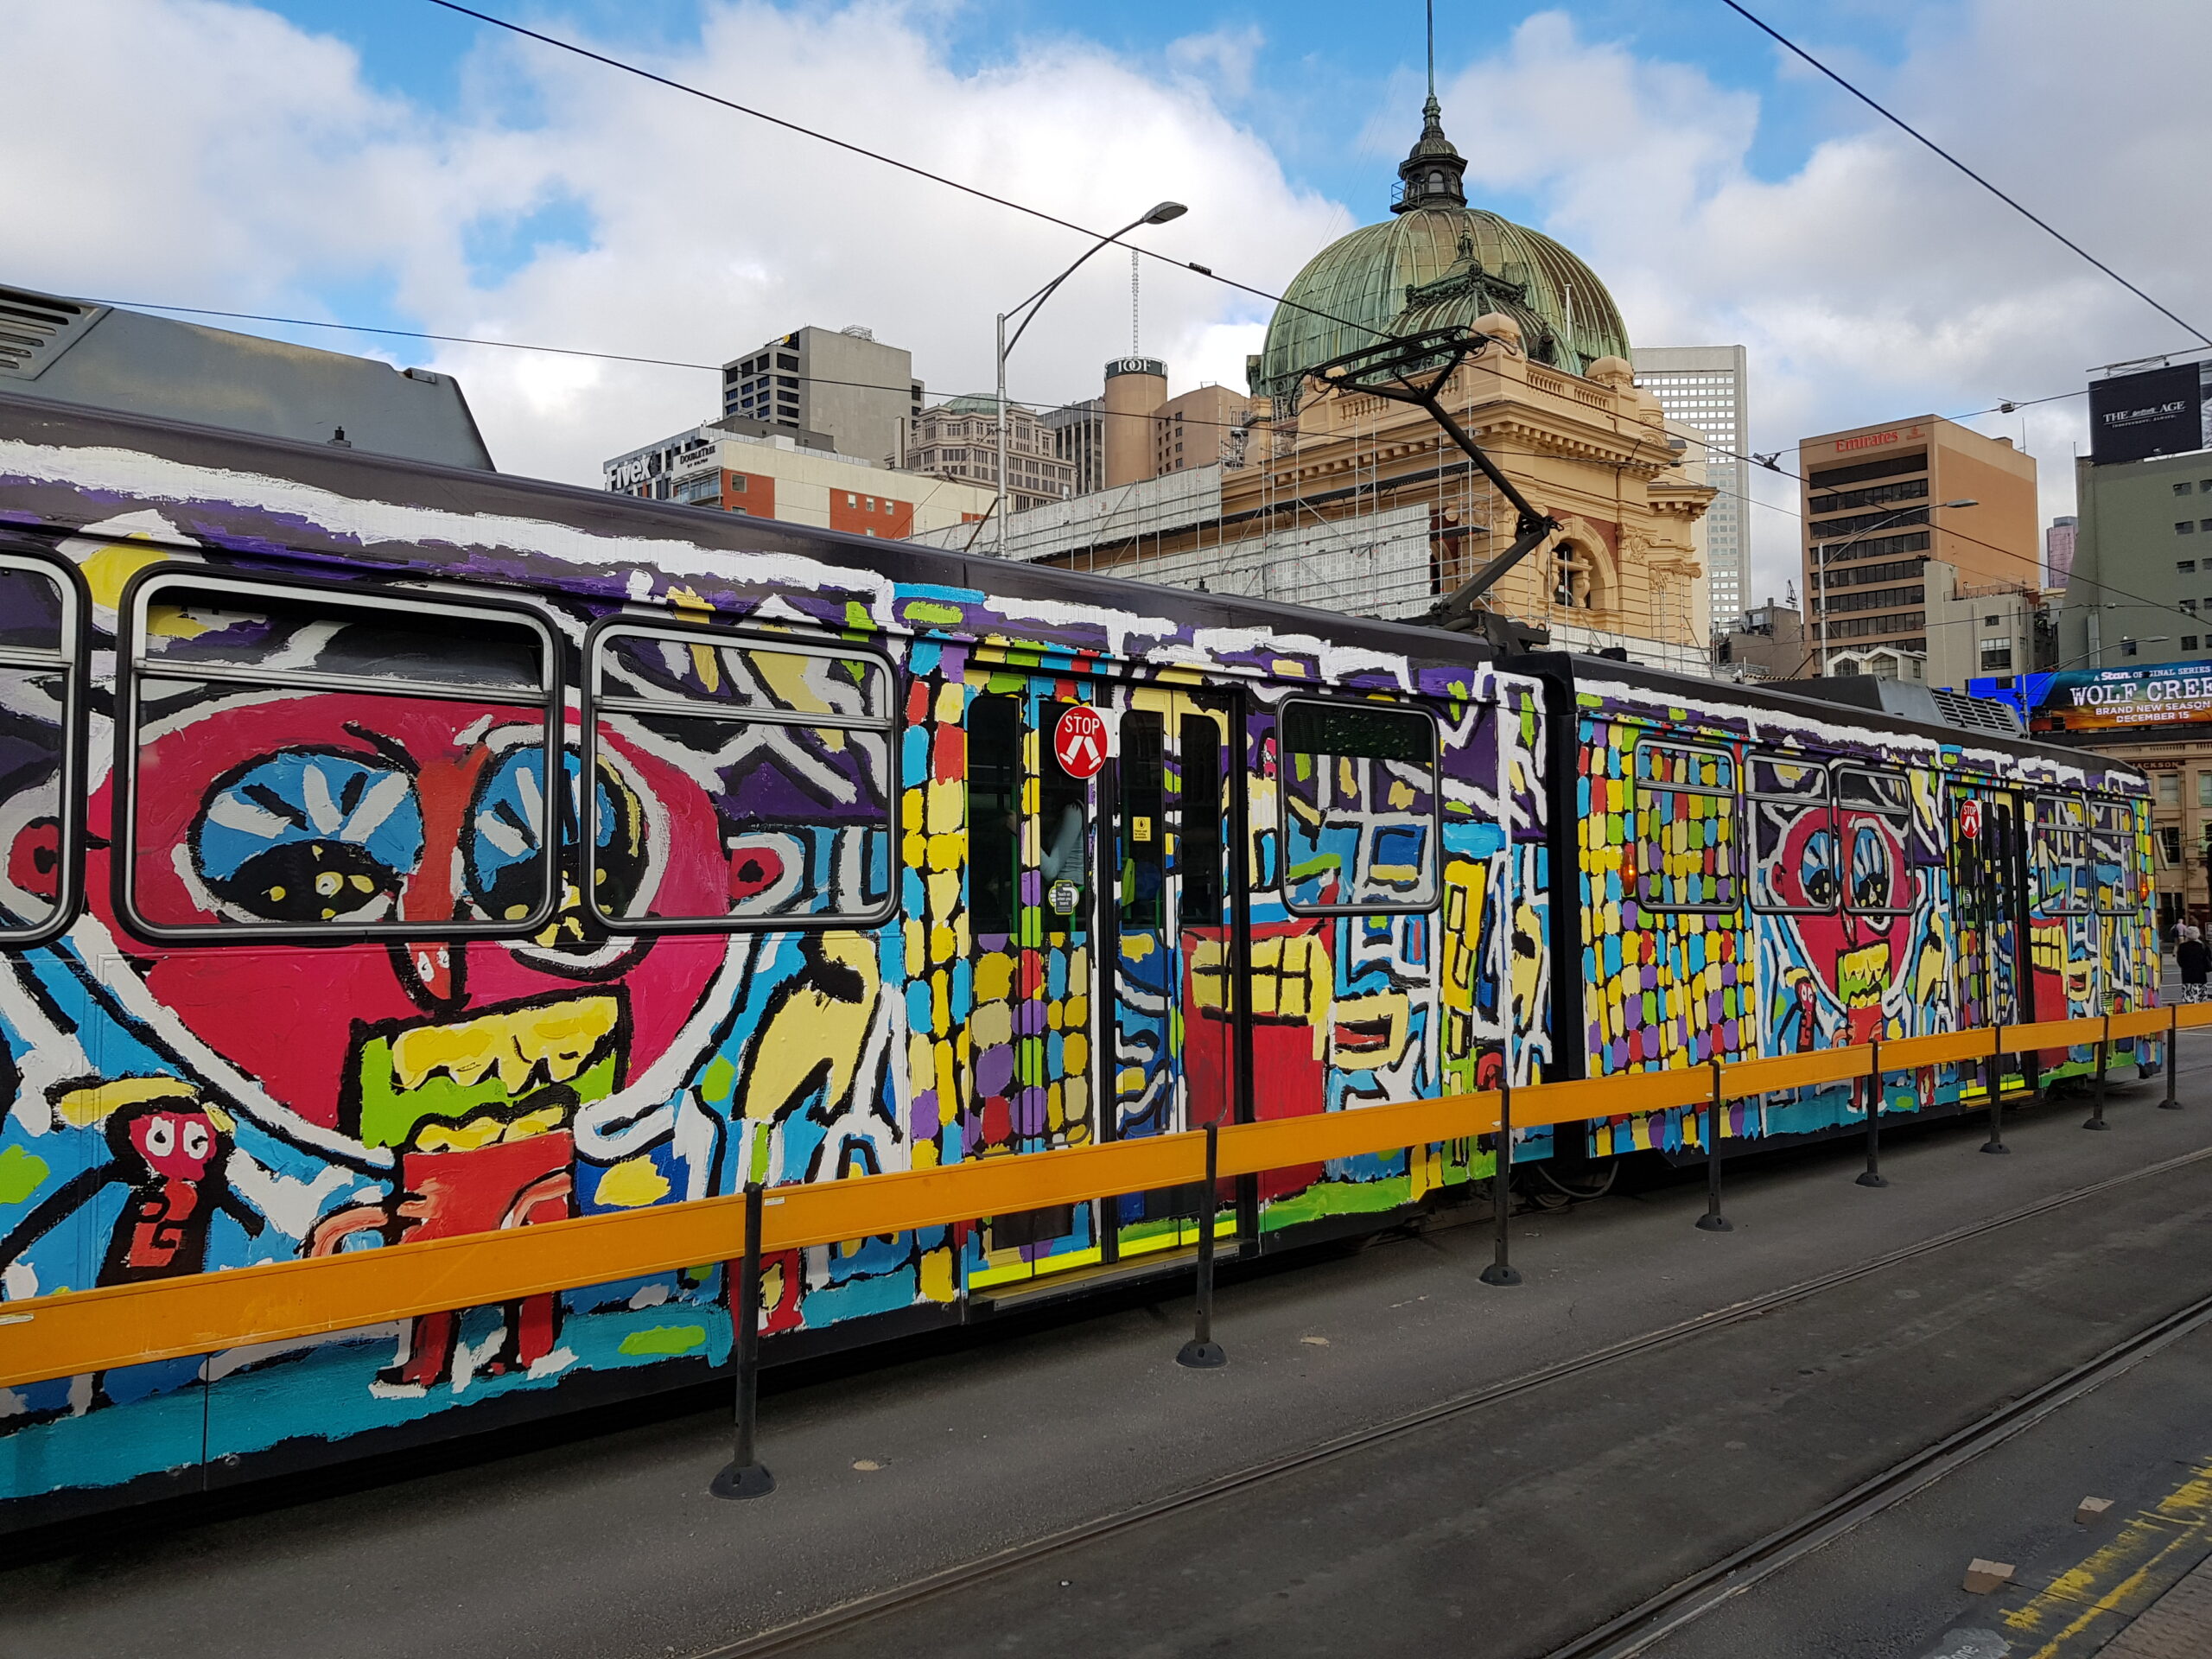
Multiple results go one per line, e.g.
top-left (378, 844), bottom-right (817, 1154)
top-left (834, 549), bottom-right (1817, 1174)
top-left (0, 396), bottom-right (2153, 1527)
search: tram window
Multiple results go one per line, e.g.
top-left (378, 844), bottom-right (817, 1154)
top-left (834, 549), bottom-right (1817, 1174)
top-left (1836, 767), bottom-right (1914, 915)
top-left (1039, 702), bottom-right (1091, 925)
top-left (2031, 795), bottom-right (2090, 916)
top-left (1747, 754), bottom-right (1834, 913)
top-left (124, 575), bottom-right (556, 938)
top-left (0, 553), bottom-right (79, 942)
top-left (1634, 742), bottom-right (1739, 912)
top-left (1279, 700), bottom-right (1440, 912)
top-left (967, 694), bottom-right (1020, 938)
top-left (588, 623), bottom-right (894, 928)
top-left (1119, 711), bottom-right (1165, 930)
top-left (2089, 800), bottom-right (2139, 914)
top-left (1180, 715), bottom-right (1224, 922)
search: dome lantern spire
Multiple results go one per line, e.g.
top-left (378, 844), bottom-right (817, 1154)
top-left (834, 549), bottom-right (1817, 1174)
top-left (1394, 2), bottom-right (1466, 214)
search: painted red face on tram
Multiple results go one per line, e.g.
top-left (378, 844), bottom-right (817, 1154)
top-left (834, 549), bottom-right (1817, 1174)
top-left (1768, 804), bottom-right (1914, 1029)
top-left (77, 691), bottom-right (733, 1135)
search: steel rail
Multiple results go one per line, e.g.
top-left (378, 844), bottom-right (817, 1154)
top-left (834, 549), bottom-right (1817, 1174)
top-left (689, 1129), bottom-right (2212, 1658)
top-left (1549, 1287), bottom-right (2212, 1659)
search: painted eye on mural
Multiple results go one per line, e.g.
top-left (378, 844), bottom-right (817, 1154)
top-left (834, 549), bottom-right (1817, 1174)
top-left (191, 749), bottom-right (424, 923)
top-left (1799, 828), bottom-right (1838, 909)
top-left (181, 1119), bottom-right (211, 1162)
top-left (462, 746), bottom-right (650, 927)
top-left (143, 1117), bottom-right (175, 1158)
top-left (1851, 823), bottom-right (1895, 910)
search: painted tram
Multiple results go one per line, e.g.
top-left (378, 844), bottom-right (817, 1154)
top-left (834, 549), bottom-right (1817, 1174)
top-left (0, 393), bottom-right (2154, 1527)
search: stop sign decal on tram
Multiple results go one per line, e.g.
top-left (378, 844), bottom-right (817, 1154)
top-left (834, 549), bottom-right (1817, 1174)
top-left (1053, 704), bottom-right (1108, 779)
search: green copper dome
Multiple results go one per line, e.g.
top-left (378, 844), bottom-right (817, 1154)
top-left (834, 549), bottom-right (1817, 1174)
top-left (1251, 102), bottom-right (1630, 406)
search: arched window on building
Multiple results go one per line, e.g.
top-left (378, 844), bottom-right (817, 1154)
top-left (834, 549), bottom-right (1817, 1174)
top-left (1554, 542), bottom-right (1602, 611)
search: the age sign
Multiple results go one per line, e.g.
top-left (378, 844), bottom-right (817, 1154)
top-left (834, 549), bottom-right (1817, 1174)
top-left (1052, 705), bottom-right (1108, 779)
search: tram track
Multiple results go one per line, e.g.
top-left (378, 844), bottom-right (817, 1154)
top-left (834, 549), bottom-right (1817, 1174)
top-left (696, 1125), bottom-right (2212, 1659)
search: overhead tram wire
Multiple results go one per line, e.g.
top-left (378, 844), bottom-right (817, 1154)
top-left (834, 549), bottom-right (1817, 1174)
top-left (419, 0), bottom-right (1387, 352)
top-left (1716, 0), bottom-right (2210, 349)
top-left (90, 297), bottom-right (2209, 631)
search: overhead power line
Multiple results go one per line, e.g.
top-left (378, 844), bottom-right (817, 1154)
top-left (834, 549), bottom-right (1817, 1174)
top-left (1716, 0), bottom-right (2211, 349)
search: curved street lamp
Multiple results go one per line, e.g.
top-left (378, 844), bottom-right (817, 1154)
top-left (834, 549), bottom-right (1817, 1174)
top-left (1815, 498), bottom-right (1977, 674)
top-left (993, 201), bottom-right (1188, 556)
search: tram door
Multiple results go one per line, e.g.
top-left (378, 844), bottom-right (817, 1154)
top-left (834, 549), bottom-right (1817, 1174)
top-left (964, 680), bottom-right (1105, 1289)
top-left (1102, 690), bottom-right (1243, 1263)
top-left (1951, 785), bottom-right (2031, 1096)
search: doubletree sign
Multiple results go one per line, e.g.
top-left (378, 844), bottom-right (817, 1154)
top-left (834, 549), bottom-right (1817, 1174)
top-left (2005, 659), bottom-right (2212, 734)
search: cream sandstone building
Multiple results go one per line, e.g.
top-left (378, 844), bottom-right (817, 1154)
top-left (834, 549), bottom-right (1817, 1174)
top-left (982, 92), bottom-right (1714, 664)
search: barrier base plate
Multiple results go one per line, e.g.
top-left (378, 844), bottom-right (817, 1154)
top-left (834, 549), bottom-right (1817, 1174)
top-left (710, 1462), bottom-right (776, 1501)
top-left (1176, 1340), bottom-right (1227, 1370)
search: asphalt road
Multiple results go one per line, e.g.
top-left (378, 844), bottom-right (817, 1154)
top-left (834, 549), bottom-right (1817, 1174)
top-left (8, 1052), bottom-right (2212, 1659)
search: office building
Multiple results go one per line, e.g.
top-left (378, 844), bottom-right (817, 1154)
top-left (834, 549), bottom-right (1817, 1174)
top-left (1103, 357), bottom-right (1166, 487)
top-left (1712, 599), bottom-right (1805, 682)
top-left (1633, 346), bottom-right (1747, 625)
top-left (0, 282), bottom-right (492, 468)
top-left (904, 397), bottom-right (1077, 514)
top-left (2056, 361), bottom-right (2212, 671)
top-left (2045, 516), bottom-right (2077, 589)
top-left (1796, 416), bottom-right (2037, 671)
top-left (721, 326), bottom-right (922, 464)
top-left (1922, 559), bottom-right (2050, 690)
top-left (1154, 385), bottom-right (1252, 477)
top-left (1044, 399), bottom-right (1106, 496)
top-left (603, 417), bottom-right (994, 537)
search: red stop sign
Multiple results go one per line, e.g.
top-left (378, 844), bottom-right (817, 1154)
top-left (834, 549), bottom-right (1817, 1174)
top-left (1053, 705), bottom-right (1108, 779)
top-left (1959, 798), bottom-right (1982, 839)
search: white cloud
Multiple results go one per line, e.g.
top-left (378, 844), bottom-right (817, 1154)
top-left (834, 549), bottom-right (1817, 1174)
top-left (10, 0), bottom-right (2209, 616)
top-left (4, 0), bottom-right (1339, 486)
top-left (1426, 3), bottom-right (2212, 598)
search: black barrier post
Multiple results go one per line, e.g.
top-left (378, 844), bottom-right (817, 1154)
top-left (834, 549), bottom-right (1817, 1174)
top-left (2164, 1003), bottom-right (2184, 1110)
top-left (1479, 1072), bottom-right (1522, 1287)
top-left (1697, 1058), bottom-right (1732, 1232)
top-left (711, 1181), bottom-right (774, 1500)
top-left (1177, 1121), bottom-right (1227, 1369)
top-left (1981, 1022), bottom-right (2010, 1154)
top-left (1857, 1038), bottom-right (1889, 1188)
top-left (2084, 1014), bottom-right (2112, 1131)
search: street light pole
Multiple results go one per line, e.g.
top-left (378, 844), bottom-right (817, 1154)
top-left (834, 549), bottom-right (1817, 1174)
top-left (1815, 498), bottom-right (1977, 675)
top-left (993, 200), bottom-right (1187, 558)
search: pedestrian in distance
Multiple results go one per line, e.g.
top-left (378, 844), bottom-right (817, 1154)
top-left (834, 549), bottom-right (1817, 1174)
top-left (2179, 926), bottom-right (2210, 1004)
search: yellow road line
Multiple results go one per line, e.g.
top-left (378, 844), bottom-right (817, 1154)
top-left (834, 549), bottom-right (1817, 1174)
top-left (2002, 1455), bottom-right (2212, 1657)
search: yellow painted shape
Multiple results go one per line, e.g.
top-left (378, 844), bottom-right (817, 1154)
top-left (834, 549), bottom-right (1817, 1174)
top-left (595, 1156), bottom-right (672, 1208)
top-left (2001, 1455), bottom-right (2212, 1656)
top-left (82, 538), bottom-right (167, 611)
top-left (55, 1076), bottom-right (199, 1128)
top-left (390, 996), bottom-right (618, 1094)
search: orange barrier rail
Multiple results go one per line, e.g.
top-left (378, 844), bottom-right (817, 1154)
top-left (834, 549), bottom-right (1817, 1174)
top-left (3, 1002), bottom-right (2201, 1391)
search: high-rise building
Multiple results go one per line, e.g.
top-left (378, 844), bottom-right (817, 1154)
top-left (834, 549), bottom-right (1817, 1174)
top-left (1043, 399), bottom-right (1106, 496)
top-left (1796, 416), bottom-right (2037, 672)
top-left (1103, 357), bottom-right (1166, 487)
top-left (720, 325), bottom-right (923, 464)
top-left (1153, 385), bottom-right (1251, 477)
top-left (2044, 515), bottom-right (2078, 589)
top-left (903, 397), bottom-right (1077, 514)
top-left (1633, 346), bottom-right (1748, 624)
top-left (2055, 361), bottom-right (2212, 671)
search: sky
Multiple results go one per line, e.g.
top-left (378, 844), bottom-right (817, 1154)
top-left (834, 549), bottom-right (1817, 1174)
top-left (8, 0), bottom-right (2209, 601)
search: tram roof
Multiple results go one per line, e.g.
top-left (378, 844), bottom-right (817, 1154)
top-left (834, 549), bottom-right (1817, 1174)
top-left (0, 393), bottom-right (2155, 791)
top-left (0, 391), bottom-right (1512, 678)
top-left (1509, 649), bottom-right (2147, 786)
